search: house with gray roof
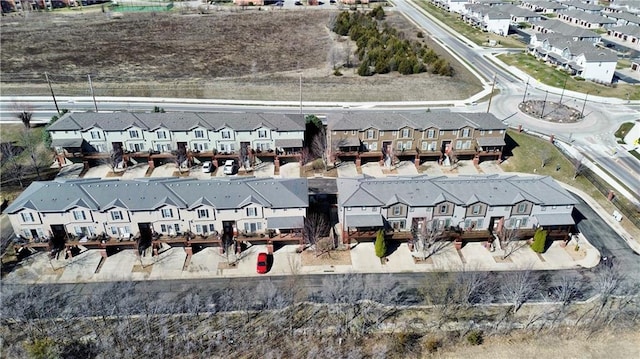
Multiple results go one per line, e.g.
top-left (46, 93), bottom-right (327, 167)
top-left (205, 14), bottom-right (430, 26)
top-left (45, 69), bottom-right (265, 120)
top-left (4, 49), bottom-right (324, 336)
top-left (520, 0), bottom-right (567, 14)
top-left (431, 0), bottom-right (470, 14)
top-left (528, 33), bottom-right (618, 83)
top-left (7, 177), bottom-right (309, 248)
top-left (336, 174), bottom-right (576, 242)
top-left (530, 19), bottom-right (602, 42)
top-left (607, 25), bottom-right (640, 48)
top-left (604, 10), bottom-right (640, 26)
top-left (47, 112), bottom-right (306, 170)
top-left (327, 111), bottom-right (507, 168)
top-left (557, 9), bottom-right (617, 29)
top-left (462, 4), bottom-right (511, 35)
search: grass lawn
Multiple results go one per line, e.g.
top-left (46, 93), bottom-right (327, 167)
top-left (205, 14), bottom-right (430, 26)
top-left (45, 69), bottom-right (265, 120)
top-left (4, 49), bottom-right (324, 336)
top-left (503, 130), bottom-right (640, 238)
top-left (498, 53), bottom-right (640, 100)
top-left (415, 0), bottom-right (525, 49)
top-left (614, 122), bottom-right (635, 139)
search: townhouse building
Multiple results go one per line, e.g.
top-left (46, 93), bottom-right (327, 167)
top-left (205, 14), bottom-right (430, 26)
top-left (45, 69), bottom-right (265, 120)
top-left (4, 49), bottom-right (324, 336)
top-left (603, 10), bottom-right (640, 26)
top-left (432, 0), bottom-right (469, 14)
top-left (337, 174), bottom-right (576, 242)
top-left (557, 9), bottom-right (617, 29)
top-left (529, 33), bottom-right (618, 83)
top-left (561, 0), bottom-right (603, 15)
top-left (463, 4), bottom-right (511, 35)
top-left (48, 112), bottom-right (306, 169)
top-left (520, 0), bottom-right (567, 14)
top-left (529, 19), bottom-right (602, 42)
top-left (327, 111), bottom-right (507, 167)
top-left (607, 25), bottom-right (640, 48)
top-left (6, 177), bottom-right (309, 247)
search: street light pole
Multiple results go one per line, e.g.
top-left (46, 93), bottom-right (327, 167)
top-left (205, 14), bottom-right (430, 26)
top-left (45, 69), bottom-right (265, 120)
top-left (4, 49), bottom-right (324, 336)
top-left (487, 73), bottom-right (497, 113)
top-left (540, 90), bottom-right (549, 118)
top-left (88, 74), bottom-right (98, 112)
top-left (581, 91), bottom-right (589, 118)
top-left (299, 73), bottom-right (303, 115)
top-left (521, 77), bottom-right (529, 104)
top-left (45, 72), bottom-right (61, 115)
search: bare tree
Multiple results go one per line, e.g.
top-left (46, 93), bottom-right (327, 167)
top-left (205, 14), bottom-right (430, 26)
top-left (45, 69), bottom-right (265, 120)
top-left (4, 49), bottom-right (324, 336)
top-left (540, 147), bottom-right (553, 168)
top-left (500, 226), bottom-right (525, 260)
top-left (311, 129), bottom-right (329, 171)
top-left (304, 212), bottom-right (330, 255)
top-left (411, 220), bottom-right (448, 259)
top-left (175, 147), bottom-right (188, 173)
top-left (456, 270), bottom-right (493, 305)
top-left (103, 147), bottom-right (124, 173)
top-left (1, 142), bottom-right (26, 187)
top-left (572, 156), bottom-right (585, 179)
top-left (18, 128), bottom-right (48, 180)
top-left (500, 269), bottom-right (537, 313)
top-left (18, 111), bottom-right (33, 129)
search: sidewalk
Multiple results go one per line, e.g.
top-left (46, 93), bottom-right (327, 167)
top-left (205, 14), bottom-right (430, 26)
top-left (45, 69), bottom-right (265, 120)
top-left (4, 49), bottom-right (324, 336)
top-left (2, 234), bottom-right (600, 284)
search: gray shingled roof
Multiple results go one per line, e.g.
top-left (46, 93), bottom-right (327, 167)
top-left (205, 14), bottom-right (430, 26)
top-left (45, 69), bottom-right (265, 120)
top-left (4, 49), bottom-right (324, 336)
top-left (525, 0), bottom-right (567, 10)
top-left (610, 24), bottom-right (640, 37)
top-left (48, 112), bottom-right (305, 133)
top-left (328, 112), bottom-right (506, 132)
top-left (563, 0), bottom-right (603, 12)
top-left (606, 11), bottom-right (640, 25)
top-left (5, 177), bottom-right (308, 214)
top-left (338, 175), bottom-right (576, 208)
top-left (560, 9), bottom-right (617, 24)
top-left (530, 19), bottom-right (601, 39)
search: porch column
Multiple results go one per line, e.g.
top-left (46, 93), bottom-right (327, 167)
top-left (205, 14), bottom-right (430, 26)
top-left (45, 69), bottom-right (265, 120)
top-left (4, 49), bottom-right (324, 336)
top-left (414, 155), bottom-right (420, 168)
top-left (148, 159), bottom-right (155, 170)
top-left (355, 156), bottom-right (361, 167)
top-left (274, 157), bottom-right (280, 172)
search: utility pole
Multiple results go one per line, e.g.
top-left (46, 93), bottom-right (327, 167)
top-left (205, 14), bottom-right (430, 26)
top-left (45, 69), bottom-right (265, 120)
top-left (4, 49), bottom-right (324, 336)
top-left (559, 73), bottom-right (568, 105)
top-left (521, 77), bottom-right (529, 104)
top-left (45, 72), bottom-right (61, 115)
top-left (299, 73), bottom-right (303, 115)
top-left (486, 73), bottom-right (497, 113)
top-left (581, 92), bottom-right (589, 118)
top-left (540, 90), bottom-right (549, 118)
top-left (88, 74), bottom-right (98, 112)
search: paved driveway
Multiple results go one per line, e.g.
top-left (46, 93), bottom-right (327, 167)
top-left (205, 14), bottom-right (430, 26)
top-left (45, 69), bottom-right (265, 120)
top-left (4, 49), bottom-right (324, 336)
top-left (361, 162), bottom-right (384, 177)
top-left (150, 163), bottom-right (178, 178)
top-left (253, 162), bottom-right (275, 178)
top-left (279, 162), bottom-right (300, 178)
top-left (395, 161), bottom-right (418, 176)
top-left (82, 164), bottom-right (112, 179)
top-left (121, 164), bottom-right (149, 179)
top-left (337, 162), bottom-right (358, 178)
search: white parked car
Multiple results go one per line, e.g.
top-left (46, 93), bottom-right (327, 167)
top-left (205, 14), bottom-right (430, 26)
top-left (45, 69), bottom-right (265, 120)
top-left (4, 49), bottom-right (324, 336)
top-left (223, 160), bottom-right (236, 175)
top-left (202, 161), bottom-right (213, 173)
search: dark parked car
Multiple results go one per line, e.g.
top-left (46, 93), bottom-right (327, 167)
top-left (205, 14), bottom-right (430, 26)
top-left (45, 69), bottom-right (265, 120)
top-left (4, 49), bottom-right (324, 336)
top-left (294, 1), bottom-right (302, 5)
top-left (257, 252), bottom-right (268, 274)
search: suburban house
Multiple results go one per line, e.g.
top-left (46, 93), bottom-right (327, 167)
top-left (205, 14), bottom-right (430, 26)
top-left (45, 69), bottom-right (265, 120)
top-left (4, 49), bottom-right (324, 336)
top-left (520, 0), bottom-right (567, 14)
top-left (500, 4), bottom-right (544, 25)
top-left (432, 0), bottom-right (469, 14)
top-left (337, 174), bottom-right (577, 242)
top-left (607, 25), bottom-right (640, 48)
top-left (528, 33), bottom-right (618, 83)
top-left (529, 19), bottom-right (602, 43)
top-left (604, 10), bottom-right (640, 26)
top-left (47, 112), bottom-right (306, 171)
top-left (562, 0), bottom-right (603, 14)
top-left (606, 0), bottom-right (640, 15)
top-left (463, 4), bottom-right (511, 35)
top-left (557, 9), bottom-right (617, 29)
top-left (327, 111), bottom-right (507, 168)
top-left (6, 177), bottom-right (309, 251)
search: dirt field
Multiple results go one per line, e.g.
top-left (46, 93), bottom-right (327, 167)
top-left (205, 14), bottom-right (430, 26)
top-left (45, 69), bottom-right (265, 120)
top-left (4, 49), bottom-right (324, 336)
top-left (0, 9), bottom-right (481, 101)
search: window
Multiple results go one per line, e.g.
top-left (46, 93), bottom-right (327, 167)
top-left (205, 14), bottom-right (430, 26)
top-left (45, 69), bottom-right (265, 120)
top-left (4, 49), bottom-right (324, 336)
top-left (392, 131), bottom-right (397, 136)
top-left (197, 209), bottom-right (209, 218)
top-left (422, 141), bottom-right (430, 150)
top-left (194, 130), bottom-right (205, 138)
top-left (369, 142), bottom-right (377, 150)
top-left (480, 130), bottom-right (485, 136)
top-left (157, 131), bottom-right (167, 139)
top-left (73, 210), bottom-right (86, 220)
top-left (541, 206), bottom-right (546, 212)
top-left (472, 204), bottom-right (481, 215)
top-left (455, 141), bottom-right (463, 150)
top-left (452, 130), bottom-right (458, 136)
top-left (257, 130), bottom-right (268, 138)
top-left (244, 222), bottom-right (262, 233)
top-left (439, 130), bottom-right (445, 136)
top-left (246, 207), bottom-right (258, 217)
top-left (404, 141), bottom-right (412, 150)
top-left (516, 203), bottom-right (527, 213)
top-left (221, 131), bottom-right (231, 139)
top-left (439, 204), bottom-right (448, 214)
top-left (90, 130), bottom-right (101, 139)
top-left (347, 207), bottom-right (352, 211)
top-left (401, 129), bottom-right (410, 138)
top-left (110, 211), bottom-right (123, 221)
top-left (393, 205), bottom-right (402, 216)
top-left (521, 218), bottom-right (528, 227)
top-left (477, 219), bottom-right (484, 228)
top-left (488, 130), bottom-right (493, 134)
top-left (161, 208), bottom-right (173, 218)
top-left (21, 213), bottom-right (34, 223)
top-left (367, 129), bottom-right (375, 139)
top-left (129, 130), bottom-right (139, 138)
top-left (427, 129), bottom-right (436, 139)
top-left (390, 220), bottom-right (406, 230)
top-left (462, 128), bottom-right (471, 137)
top-left (379, 131), bottom-right (384, 136)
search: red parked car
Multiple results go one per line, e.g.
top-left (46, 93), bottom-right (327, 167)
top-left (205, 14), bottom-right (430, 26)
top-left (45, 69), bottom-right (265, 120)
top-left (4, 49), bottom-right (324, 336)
top-left (256, 252), bottom-right (268, 274)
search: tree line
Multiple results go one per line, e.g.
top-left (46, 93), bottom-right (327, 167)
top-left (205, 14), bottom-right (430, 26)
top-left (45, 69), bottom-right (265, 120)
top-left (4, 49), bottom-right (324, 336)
top-left (1, 265), bottom-right (638, 358)
top-left (332, 7), bottom-right (454, 77)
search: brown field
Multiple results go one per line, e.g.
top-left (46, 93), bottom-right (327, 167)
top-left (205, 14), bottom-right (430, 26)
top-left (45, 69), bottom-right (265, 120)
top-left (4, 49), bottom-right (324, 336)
top-left (0, 9), bottom-right (481, 101)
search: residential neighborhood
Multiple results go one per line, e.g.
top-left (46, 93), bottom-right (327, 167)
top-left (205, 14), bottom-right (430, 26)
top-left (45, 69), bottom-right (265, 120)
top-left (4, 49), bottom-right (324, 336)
top-left (1, 1), bottom-right (639, 357)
